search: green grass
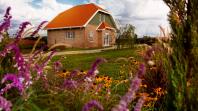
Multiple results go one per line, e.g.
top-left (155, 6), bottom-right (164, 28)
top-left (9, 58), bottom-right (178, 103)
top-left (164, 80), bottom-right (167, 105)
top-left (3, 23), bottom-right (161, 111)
top-left (51, 48), bottom-right (141, 79)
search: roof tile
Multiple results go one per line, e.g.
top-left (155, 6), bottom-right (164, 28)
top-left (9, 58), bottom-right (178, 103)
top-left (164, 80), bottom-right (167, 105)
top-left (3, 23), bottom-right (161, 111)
top-left (45, 3), bottom-right (108, 29)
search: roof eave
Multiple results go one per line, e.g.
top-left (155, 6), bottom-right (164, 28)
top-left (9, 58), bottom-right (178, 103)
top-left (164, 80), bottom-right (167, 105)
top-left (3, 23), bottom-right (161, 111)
top-left (45, 26), bottom-right (85, 30)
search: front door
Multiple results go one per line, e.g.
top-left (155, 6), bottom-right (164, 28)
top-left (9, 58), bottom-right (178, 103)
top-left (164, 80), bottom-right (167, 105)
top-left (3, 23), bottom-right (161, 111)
top-left (103, 33), bottom-right (110, 47)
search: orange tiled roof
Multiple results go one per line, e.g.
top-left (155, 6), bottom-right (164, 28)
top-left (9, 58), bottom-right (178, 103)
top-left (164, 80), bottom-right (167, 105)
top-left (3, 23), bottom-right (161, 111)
top-left (97, 22), bottom-right (114, 30)
top-left (45, 3), bottom-right (108, 29)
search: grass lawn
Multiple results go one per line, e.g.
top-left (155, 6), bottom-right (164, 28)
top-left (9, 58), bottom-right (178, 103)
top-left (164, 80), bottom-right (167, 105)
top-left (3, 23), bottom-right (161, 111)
top-left (51, 48), bottom-right (142, 79)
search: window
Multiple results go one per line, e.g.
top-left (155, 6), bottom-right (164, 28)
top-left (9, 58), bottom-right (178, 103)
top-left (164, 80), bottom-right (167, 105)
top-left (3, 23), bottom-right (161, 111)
top-left (103, 15), bottom-right (105, 22)
top-left (89, 31), bottom-right (94, 41)
top-left (65, 32), bottom-right (75, 39)
top-left (99, 14), bottom-right (102, 22)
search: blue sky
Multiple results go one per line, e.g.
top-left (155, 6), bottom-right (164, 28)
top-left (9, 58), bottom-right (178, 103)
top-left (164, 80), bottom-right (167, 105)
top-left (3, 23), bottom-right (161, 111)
top-left (0, 0), bottom-right (170, 36)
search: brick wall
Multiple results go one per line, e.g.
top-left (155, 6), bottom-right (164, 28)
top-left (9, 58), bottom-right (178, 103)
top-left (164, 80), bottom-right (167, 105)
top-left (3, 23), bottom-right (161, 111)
top-left (47, 28), bottom-right (85, 48)
top-left (85, 24), bottom-right (116, 48)
top-left (84, 24), bottom-right (101, 48)
top-left (47, 26), bottom-right (116, 48)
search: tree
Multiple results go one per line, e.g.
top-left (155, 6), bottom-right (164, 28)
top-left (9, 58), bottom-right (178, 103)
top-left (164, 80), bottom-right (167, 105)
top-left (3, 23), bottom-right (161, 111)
top-left (163, 0), bottom-right (198, 110)
top-left (116, 24), bottom-right (137, 49)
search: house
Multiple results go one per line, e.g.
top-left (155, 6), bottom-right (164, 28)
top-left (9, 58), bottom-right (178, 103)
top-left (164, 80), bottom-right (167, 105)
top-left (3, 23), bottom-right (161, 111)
top-left (45, 3), bottom-right (117, 48)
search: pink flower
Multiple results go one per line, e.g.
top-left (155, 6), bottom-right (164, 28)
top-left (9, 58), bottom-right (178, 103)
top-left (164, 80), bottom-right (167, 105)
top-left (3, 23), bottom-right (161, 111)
top-left (82, 100), bottom-right (104, 111)
top-left (0, 7), bottom-right (12, 42)
top-left (0, 96), bottom-right (12, 111)
top-left (63, 79), bottom-right (78, 89)
top-left (112, 64), bottom-right (146, 111)
top-left (87, 58), bottom-right (105, 77)
top-left (15, 22), bottom-right (31, 41)
top-left (34, 50), bottom-right (56, 79)
top-left (1, 74), bottom-right (24, 95)
top-left (134, 96), bottom-right (145, 111)
top-left (53, 61), bottom-right (62, 72)
top-left (137, 64), bottom-right (146, 78)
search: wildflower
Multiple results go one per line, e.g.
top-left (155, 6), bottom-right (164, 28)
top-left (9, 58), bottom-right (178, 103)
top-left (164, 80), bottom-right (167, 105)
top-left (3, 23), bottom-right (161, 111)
top-left (112, 63), bottom-right (146, 111)
top-left (15, 21), bottom-right (31, 41)
top-left (0, 96), bottom-right (12, 111)
top-left (69, 70), bottom-right (78, 78)
top-left (84, 77), bottom-right (92, 82)
top-left (29, 45), bottom-right (47, 61)
top-left (30, 21), bottom-right (47, 37)
top-left (95, 83), bottom-right (103, 94)
top-left (82, 100), bottom-right (104, 111)
top-left (87, 58), bottom-right (105, 77)
top-left (63, 79), bottom-right (78, 89)
top-left (0, 7), bottom-right (12, 41)
top-left (53, 61), bottom-right (62, 72)
top-left (1, 74), bottom-right (24, 95)
top-left (144, 48), bottom-right (155, 62)
top-left (34, 50), bottom-right (56, 79)
top-left (137, 64), bottom-right (146, 78)
top-left (134, 96), bottom-right (145, 111)
top-left (0, 40), bottom-right (31, 89)
top-left (42, 50), bottom-right (56, 66)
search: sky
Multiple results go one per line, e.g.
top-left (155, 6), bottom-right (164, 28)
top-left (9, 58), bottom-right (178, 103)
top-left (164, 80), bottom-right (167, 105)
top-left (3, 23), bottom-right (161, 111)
top-left (0, 0), bottom-right (170, 37)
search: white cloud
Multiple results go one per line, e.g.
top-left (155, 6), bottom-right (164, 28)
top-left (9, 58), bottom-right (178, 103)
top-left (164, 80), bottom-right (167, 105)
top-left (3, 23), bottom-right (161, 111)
top-left (0, 0), bottom-right (72, 36)
top-left (89, 0), bottom-right (170, 36)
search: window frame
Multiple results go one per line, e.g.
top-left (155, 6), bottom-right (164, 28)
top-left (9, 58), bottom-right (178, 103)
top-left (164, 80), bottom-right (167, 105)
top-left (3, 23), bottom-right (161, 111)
top-left (88, 31), bottom-right (94, 42)
top-left (65, 31), bottom-right (75, 39)
top-left (99, 14), bottom-right (102, 22)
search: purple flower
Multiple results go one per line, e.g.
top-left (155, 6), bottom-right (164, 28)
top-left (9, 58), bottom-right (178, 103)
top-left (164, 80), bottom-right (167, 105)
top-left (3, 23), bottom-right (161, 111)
top-left (7, 43), bottom-right (31, 82)
top-left (63, 79), bottom-right (78, 89)
top-left (4, 7), bottom-right (11, 18)
top-left (0, 7), bottom-right (12, 41)
top-left (1, 74), bottom-right (24, 95)
top-left (112, 64), bottom-right (146, 111)
top-left (15, 22), bottom-right (31, 41)
top-left (82, 100), bottom-right (104, 111)
top-left (134, 96), bottom-right (145, 111)
top-left (87, 58), bottom-right (105, 77)
top-left (30, 21), bottom-right (47, 37)
top-left (144, 48), bottom-right (155, 62)
top-left (34, 64), bottom-right (43, 79)
top-left (42, 50), bottom-right (56, 66)
top-left (137, 64), bottom-right (146, 78)
top-left (53, 61), bottom-right (62, 72)
top-left (29, 45), bottom-right (47, 62)
top-left (121, 77), bottom-right (141, 106)
top-left (0, 42), bottom-right (31, 89)
top-left (34, 50), bottom-right (56, 79)
top-left (69, 70), bottom-right (79, 78)
top-left (0, 7), bottom-right (12, 32)
top-left (0, 96), bottom-right (12, 111)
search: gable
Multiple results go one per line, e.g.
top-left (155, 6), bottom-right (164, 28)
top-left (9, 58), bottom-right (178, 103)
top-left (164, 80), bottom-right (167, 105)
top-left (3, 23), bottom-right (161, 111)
top-left (88, 12), bottom-right (117, 29)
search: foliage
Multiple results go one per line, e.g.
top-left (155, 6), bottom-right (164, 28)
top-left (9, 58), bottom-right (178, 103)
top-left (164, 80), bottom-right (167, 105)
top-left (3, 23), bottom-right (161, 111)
top-left (162, 0), bottom-right (198, 110)
top-left (136, 36), bottom-right (157, 45)
top-left (116, 24), bottom-right (137, 49)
